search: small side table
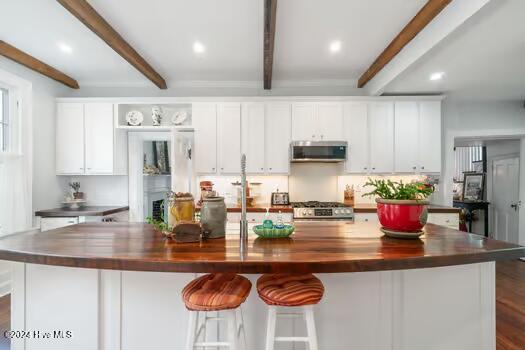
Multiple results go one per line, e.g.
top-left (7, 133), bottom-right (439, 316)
top-left (453, 200), bottom-right (490, 237)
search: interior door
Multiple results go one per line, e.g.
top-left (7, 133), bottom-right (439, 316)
top-left (217, 103), bottom-right (241, 174)
top-left (317, 103), bottom-right (343, 140)
top-left (291, 103), bottom-right (317, 141)
top-left (84, 103), bottom-right (114, 174)
top-left (343, 103), bottom-right (369, 173)
top-left (368, 102), bottom-right (394, 173)
top-left (492, 157), bottom-right (520, 243)
top-left (394, 102), bottom-right (419, 172)
top-left (242, 103), bottom-right (265, 173)
top-left (266, 103), bottom-right (291, 174)
top-left (56, 103), bottom-right (85, 174)
top-left (192, 103), bottom-right (217, 174)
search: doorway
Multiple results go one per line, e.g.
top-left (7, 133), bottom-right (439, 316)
top-left (492, 156), bottom-right (520, 243)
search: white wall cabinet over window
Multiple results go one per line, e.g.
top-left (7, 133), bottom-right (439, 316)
top-left (56, 103), bottom-right (127, 175)
top-left (242, 102), bottom-right (292, 174)
top-left (292, 102), bottom-right (343, 141)
top-left (394, 101), bottom-right (441, 173)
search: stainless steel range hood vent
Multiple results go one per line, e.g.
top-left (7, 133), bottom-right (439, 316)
top-left (290, 141), bottom-right (347, 163)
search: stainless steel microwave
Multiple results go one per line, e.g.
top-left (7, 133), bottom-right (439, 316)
top-left (290, 141), bottom-right (348, 163)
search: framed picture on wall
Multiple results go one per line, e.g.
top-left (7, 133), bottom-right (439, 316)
top-left (462, 173), bottom-right (485, 201)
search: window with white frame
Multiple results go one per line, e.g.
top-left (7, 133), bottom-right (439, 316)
top-left (0, 87), bottom-right (8, 152)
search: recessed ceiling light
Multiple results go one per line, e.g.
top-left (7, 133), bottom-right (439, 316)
top-left (57, 42), bottom-right (73, 54)
top-left (329, 40), bottom-right (342, 53)
top-left (193, 41), bottom-right (206, 54)
top-left (430, 72), bottom-right (445, 81)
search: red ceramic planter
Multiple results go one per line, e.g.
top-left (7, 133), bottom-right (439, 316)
top-left (376, 198), bottom-right (429, 232)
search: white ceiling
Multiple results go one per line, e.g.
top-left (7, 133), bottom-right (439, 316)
top-left (0, 0), bottom-right (427, 88)
top-left (383, 0), bottom-right (525, 100)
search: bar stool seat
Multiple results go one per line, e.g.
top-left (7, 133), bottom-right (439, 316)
top-left (183, 273), bottom-right (252, 311)
top-left (257, 274), bottom-right (324, 306)
top-left (182, 273), bottom-right (251, 350)
top-left (257, 274), bottom-right (324, 350)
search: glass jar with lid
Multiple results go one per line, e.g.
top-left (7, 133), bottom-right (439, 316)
top-left (168, 192), bottom-right (195, 225)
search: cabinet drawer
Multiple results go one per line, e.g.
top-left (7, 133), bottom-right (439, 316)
top-left (40, 217), bottom-right (79, 232)
top-left (427, 213), bottom-right (459, 229)
top-left (227, 212), bottom-right (293, 224)
top-left (354, 213), bottom-right (379, 223)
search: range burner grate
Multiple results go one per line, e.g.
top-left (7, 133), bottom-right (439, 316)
top-left (291, 201), bottom-right (347, 208)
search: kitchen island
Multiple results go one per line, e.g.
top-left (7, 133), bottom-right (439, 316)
top-left (0, 222), bottom-right (523, 350)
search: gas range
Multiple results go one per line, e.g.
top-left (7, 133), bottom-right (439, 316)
top-left (291, 201), bottom-right (354, 220)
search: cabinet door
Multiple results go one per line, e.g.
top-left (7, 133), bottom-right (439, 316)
top-left (85, 103), bottom-right (114, 174)
top-left (394, 102), bottom-right (419, 173)
top-left (56, 103), bottom-right (85, 174)
top-left (369, 102), bottom-right (394, 173)
top-left (317, 103), bottom-right (343, 140)
top-left (266, 103), bottom-right (292, 174)
top-left (418, 101), bottom-right (441, 173)
top-left (217, 103), bottom-right (241, 174)
top-left (291, 103), bottom-right (317, 141)
top-left (242, 103), bottom-right (265, 173)
top-left (192, 103), bottom-right (217, 174)
top-left (343, 103), bottom-right (369, 173)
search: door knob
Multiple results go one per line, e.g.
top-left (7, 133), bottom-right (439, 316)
top-left (511, 203), bottom-right (519, 211)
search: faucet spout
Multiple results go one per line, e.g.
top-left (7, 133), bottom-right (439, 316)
top-left (240, 154), bottom-right (248, 252)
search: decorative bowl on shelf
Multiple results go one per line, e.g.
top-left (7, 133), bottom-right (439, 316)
top-left (253, 224), bottom-right (295, 238)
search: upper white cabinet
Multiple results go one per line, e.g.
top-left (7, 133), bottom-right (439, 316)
top-left (193, 103), bottom-right (218, 174)
top-left (343, 103), bottom-right (369, 173)
top-left (394, 101), bottom-right (441, 173)
top-left (292, 102), bottom-right (343, 141)
top-left (217, 103), bottom-right (241, 174)
top-left (56, 103), bottom-right (85, 174)
top-left (418, 101), bottom-right (441, 173)
top-left (266, 103), bottom-right (292, 174)
top-left (56, 102), bottom-right (126, 175)
top-left (242, 103), bottom-right (266, 174)
top-left (368, 102), bottom-right (394, 173)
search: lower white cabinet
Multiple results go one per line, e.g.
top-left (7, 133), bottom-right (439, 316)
top-left (40, 217), bottom-right (79, 232)
top-left (227, 212), bottom-right (294, 225)
top-left (354, 212), bottom-right (459, 230)
top-left (56, 102), bottom-right (127, 175)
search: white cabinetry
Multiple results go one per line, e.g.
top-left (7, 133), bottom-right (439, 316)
top-left (217, 103), bottom-right (241, 174)
top-left (266, 103), bottom-right (292, 174)
top-left (193, 103), bottom-right (218, 174)
top-left (343, 103), bottom-right (369, 173)
top-left (369, 102), bottom-right (394, 173)
top-left (292, 102), bottom-right (343, 141)
top-left (394, 101), bottom-right (441, 173)
top-left (242, 103), bottom-right (265, 173)
top-left (56, 102), bottom-right (126, 175)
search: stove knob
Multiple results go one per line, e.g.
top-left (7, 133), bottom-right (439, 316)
top-left (345, 209), bottom-right (351, 214)
top-left (308, 209), bottom-right (314, 216)
top-left (302, 210), bottom-right (308, 216)
top-left (335, 209), bottom-right (341, 215)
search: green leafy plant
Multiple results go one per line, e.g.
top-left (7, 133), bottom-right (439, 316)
top-left (363, 178), bottom-right (434, 200)
top-left (69, 182), bottom-right (81, 193)
top-left (145, 201), bottom-right (172, 232)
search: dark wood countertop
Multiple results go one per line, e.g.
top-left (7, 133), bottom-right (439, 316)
top-left (35, 206), bottom-right (129, 217)
top-left (0, 222), bottom-right (522, 274)
top-left (353, 204), bottom-right (460, 214)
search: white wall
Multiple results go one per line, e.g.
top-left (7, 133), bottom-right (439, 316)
top-left (0, 57), bottom-right (69, 223)
top-left (66, 175), bottom-right (129, 206)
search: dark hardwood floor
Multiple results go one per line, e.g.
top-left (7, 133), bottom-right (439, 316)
top-left (496, 260), bottom-right (525, 350)
top-left (0, 261), bottom-right (521, 349)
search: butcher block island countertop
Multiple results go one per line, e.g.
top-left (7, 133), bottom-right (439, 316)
top-left (0, 221), bottom-right (522, 274)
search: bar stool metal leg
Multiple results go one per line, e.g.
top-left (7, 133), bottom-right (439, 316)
top-left (185, 311), bottom-right (198, 350)
top-left (265, 306), bottom-right (277, 350)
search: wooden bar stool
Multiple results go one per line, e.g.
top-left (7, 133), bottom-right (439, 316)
top-left (257, 274), bottom-right (325, 350)
top-left (182, 273), bottom-right (252, 350)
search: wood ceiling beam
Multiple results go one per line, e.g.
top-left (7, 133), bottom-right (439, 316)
top-left (264, 0), bottom-right (277, 90)
top-left (57, 0), bottom-right (167, 89)
top-left (358, 0), bottom-right (452, 88)
top-left (0, 40), bottom-right (79, 89)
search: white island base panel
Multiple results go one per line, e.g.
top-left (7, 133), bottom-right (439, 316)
top-left (8, 262), bottom-right (495, 350)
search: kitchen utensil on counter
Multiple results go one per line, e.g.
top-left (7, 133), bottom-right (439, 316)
top-left (169, 192), bottom-right (195, 225)
top-left (200, 196), bottom-right (227, 239)
top-left (271, 190), bottom-right (290, 205)
top-left (344, 185), bottom-right (355, 206)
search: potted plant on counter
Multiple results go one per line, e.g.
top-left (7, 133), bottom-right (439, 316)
top-left (363, 178), bottom-right (434, 238)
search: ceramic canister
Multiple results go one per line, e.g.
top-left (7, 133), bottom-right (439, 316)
top-left (200, 196), bottom-right (227, 239)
